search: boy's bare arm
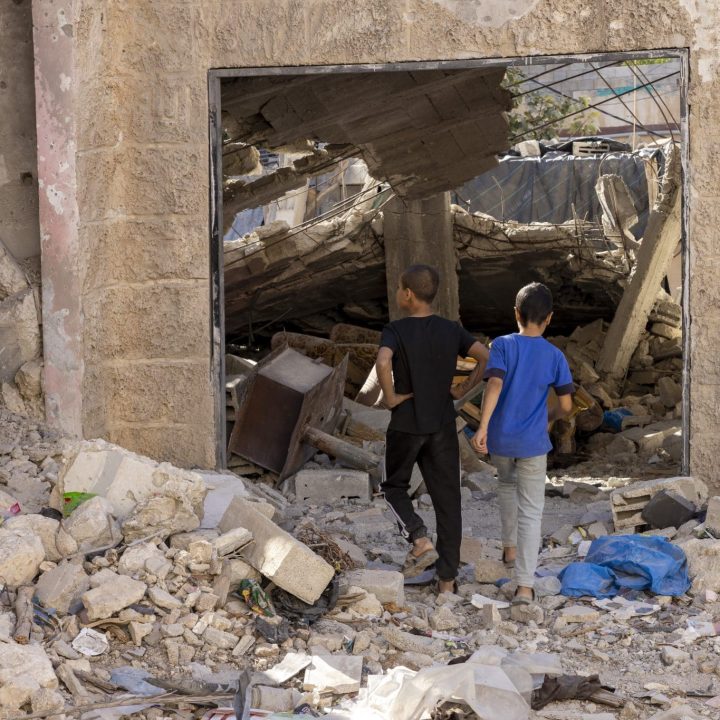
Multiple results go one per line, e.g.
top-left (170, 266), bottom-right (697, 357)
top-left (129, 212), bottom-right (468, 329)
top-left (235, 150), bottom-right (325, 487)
top-left (450, 341), bottom-right (489, 399)
top-left (375, 347), bottom-right (413, 409)
top-left (470, 376), bottom-right (503, 454)
top-left (548, 393), bottom-right (573, 422)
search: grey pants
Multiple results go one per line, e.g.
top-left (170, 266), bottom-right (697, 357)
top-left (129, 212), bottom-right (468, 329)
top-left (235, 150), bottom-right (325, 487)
top-left (491, 454), bottom-right (547, 588)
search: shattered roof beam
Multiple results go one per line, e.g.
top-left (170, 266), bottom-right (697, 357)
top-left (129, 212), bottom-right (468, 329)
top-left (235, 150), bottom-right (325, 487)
top-left (221, 67), bottom-right (513, 201)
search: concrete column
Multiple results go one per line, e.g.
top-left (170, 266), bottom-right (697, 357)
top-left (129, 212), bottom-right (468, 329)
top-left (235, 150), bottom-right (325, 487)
top-left (596, 143), bottom-right (681, 380)
top-left (32, 0), bottom-right (84, 436)
top-left (384, 192), bottom-right (459, 321)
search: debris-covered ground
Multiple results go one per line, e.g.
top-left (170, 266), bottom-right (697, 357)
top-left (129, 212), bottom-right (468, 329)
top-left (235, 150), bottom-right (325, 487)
top-left (0, 402), bottom-right (718, 720)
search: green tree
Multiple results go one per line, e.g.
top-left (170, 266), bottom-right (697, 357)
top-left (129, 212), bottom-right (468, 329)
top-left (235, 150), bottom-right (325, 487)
top-left (504, 68), bottom-right (599, 142)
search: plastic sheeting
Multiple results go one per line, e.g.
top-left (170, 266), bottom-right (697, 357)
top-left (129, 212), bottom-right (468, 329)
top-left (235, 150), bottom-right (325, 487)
top-left (455, 148), bottom-right (660, 238)
top-left (559, 535), bottom-right (691, 598)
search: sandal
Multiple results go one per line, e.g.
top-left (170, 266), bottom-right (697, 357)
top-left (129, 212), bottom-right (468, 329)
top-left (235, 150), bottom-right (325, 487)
top-left (502, 547), bottom-right (516, 568)
top-left (511, 588), bottom-right (536, 606)
top-left (401, 547), bottom-right (439, 578)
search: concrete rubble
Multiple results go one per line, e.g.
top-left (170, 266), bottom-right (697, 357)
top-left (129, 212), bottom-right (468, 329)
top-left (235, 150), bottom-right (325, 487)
top-left (0, 407), bottom-right (717, 719)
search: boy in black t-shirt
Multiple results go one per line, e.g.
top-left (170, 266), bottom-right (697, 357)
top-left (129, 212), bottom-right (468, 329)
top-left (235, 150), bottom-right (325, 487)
top-left (376, 265), bottom-right (488, 593)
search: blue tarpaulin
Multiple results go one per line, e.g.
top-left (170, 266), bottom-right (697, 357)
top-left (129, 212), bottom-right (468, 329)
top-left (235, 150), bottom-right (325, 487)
top-left (559, 535), bottom-right (691, 598)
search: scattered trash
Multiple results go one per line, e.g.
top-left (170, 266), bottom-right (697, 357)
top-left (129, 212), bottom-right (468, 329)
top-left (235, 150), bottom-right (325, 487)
top-left (71, 627), bottom-right (109, 656)
top-left (560, 535), bottom-right (691, 598)
top-left (62, 491), bottom-right (97, 517)
top-left (109, 666), bottom-right (165, 696)
top-left (272, 575), bottom-right (339, 624)
top-left (531, 674), bottom-right (604, 710)
top-left (239, 579), bottom-right (276, 617)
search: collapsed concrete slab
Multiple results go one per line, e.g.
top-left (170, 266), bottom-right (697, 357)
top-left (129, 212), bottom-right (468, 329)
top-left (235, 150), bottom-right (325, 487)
top-left (219, 496), bottom-right (334, 604)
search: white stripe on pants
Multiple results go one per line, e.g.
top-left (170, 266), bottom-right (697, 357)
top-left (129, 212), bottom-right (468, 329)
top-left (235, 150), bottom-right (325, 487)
top-left (491, 454), bottom-right (547, 588)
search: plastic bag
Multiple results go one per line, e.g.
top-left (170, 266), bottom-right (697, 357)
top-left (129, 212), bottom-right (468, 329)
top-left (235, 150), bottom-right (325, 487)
top-left (559, 535), bottom-right (691, 598)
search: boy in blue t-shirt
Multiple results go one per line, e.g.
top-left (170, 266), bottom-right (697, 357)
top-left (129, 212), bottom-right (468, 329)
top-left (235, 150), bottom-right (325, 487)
top-left (471, 282), bottom-right (574, 605)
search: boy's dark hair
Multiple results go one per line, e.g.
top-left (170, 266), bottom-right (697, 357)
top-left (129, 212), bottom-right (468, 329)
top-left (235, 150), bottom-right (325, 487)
top-left (515, 282), bottom-right (553, 325)
top-left (400, 264), bottom-right (440, 304)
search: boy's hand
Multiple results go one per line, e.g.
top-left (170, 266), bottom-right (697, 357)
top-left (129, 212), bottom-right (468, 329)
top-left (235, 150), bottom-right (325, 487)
top-left (450, 383), bottom-right (466, 400)
top-left (471, 427), bottom-right (488, 454)
top-left (382, 392), bottom-right (413, 410)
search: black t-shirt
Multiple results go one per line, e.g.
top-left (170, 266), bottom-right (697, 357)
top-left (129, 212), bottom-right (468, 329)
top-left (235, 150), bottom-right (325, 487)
top-left (380, 315), bottom-right (476, 435)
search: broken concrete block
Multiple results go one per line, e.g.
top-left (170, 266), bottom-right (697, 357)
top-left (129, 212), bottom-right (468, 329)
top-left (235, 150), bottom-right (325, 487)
top-left (148, 586), bottom-right (182, 610)
top-left (303, 654), bottom-right (363, 694)
top-left (294, 469), bottom-right (371, 504)
top-left (483, 603), bottom-right (502, 626)
top-left (586, 521), bottom-right (608, 540)
top-left (122, 479), bottom-right (205, 542)
top-left (14, 359), bottom-right (42, 401)
top-left (657, 376), bottom-right (682, 408)
top-left (460, 535), bottom-right (490, 564)
top-left (35, 561), bottom-right (90, 614)
top-left (30, 688), bottom-right (65, 715)
top-left (58, 442), bottom-right (207, 522)
top-left (429, 604), bottom-right (461, 631)
top-left (211, 527), bottom-right (253, 556)
top-left (3, 514), bottom-right (61, 561)
top-left (219, 497), bottom-right (334, 604)
top-left (344, 569), bottom-right (404, 606)
top-left (611, 476), bottom-right (707, 530)
top-left (474, 558), bottom-right (508, 583)
top-left (661, 646), bottom-right (689, 666)
top-left (220, 558), bottom-right (261, 587)
top-left (641, 490), bottom-right (696, 530)
top-left (64, 496), bottom-right (121, 553)
top-left (118, 543), bottom-right (166, 576)
top-left (651, 322), bottom-right (681, 340)
top-left (605, 435), bottom-right (637, 456)
top-left (706, 497), bottom-right (720, 536)
top-left (1, 382), bottom-right (26, 415)
top-left (88, 568), bottom-right (120, 588)
top-left (0, 528), bottom-right (45, 586)
top-left (203, 625), bottom-right (238, 650)
top-left (0, 642), bottom-right (58, 710)
top-left (81, 575), bottom-right (147, 620)
top-left (662, 430), bottom-right (683, 462)
top-left (0, 289), bottom-right (41, 384)
top-left (382, 626), bottom-right (444, 657)
top-left (558, 605), bottom-right (600, 624)
top-left (331, 536), bottom-right (367, 567)
top-left (678, 539), bottom-right (720, 592)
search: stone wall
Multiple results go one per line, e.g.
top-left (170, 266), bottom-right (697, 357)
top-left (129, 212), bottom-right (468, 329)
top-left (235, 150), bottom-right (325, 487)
top-left (30, 1), bottom-right (720, 485)
top-left (0, 0), bottom-right (40, 262)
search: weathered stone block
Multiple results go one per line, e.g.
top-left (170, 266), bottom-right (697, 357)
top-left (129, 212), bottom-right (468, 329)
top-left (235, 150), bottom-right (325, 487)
top-left (219, 497), bottom-right (334, 604)
top-left (344, 569), bottom-right (404, 606)
top-left (82, 575), bottom-right (147, 620)
top-left (0, 528), bottom-right (44, 586)
top-left (294, 469), bottom-right (371, 504)
top-left (35, 562), bottom-right (90, 614)
top-left (0, 643), bottom-right (58, 710)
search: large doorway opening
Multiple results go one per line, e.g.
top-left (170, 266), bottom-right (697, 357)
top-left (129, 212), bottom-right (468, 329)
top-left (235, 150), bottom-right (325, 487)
top-left (209, 51), bottom-right (688, 498)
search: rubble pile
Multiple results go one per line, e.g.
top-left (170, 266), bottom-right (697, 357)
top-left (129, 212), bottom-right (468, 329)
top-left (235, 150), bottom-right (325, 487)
top-left (547, 289), bottom-right (683, 467)
top-left (0, 406), bottom-right (718, 719)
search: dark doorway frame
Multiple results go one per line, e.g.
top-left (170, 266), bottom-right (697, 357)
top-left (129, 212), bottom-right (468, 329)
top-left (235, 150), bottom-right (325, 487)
top-left (208, 48), bottom-right (690, 472)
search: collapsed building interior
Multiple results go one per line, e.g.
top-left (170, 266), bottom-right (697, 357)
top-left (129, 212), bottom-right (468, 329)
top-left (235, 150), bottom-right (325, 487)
top-left (215, 54), bottom-right (686, 487)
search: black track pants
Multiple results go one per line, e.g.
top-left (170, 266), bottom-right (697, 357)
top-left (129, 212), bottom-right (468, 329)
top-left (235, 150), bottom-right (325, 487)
top-left (382, 420), bottom-right (461, 581)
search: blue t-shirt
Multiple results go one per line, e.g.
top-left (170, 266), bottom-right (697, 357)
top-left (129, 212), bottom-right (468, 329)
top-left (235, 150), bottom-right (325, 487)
top-left (484, 334), bottom-right (574, 458)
